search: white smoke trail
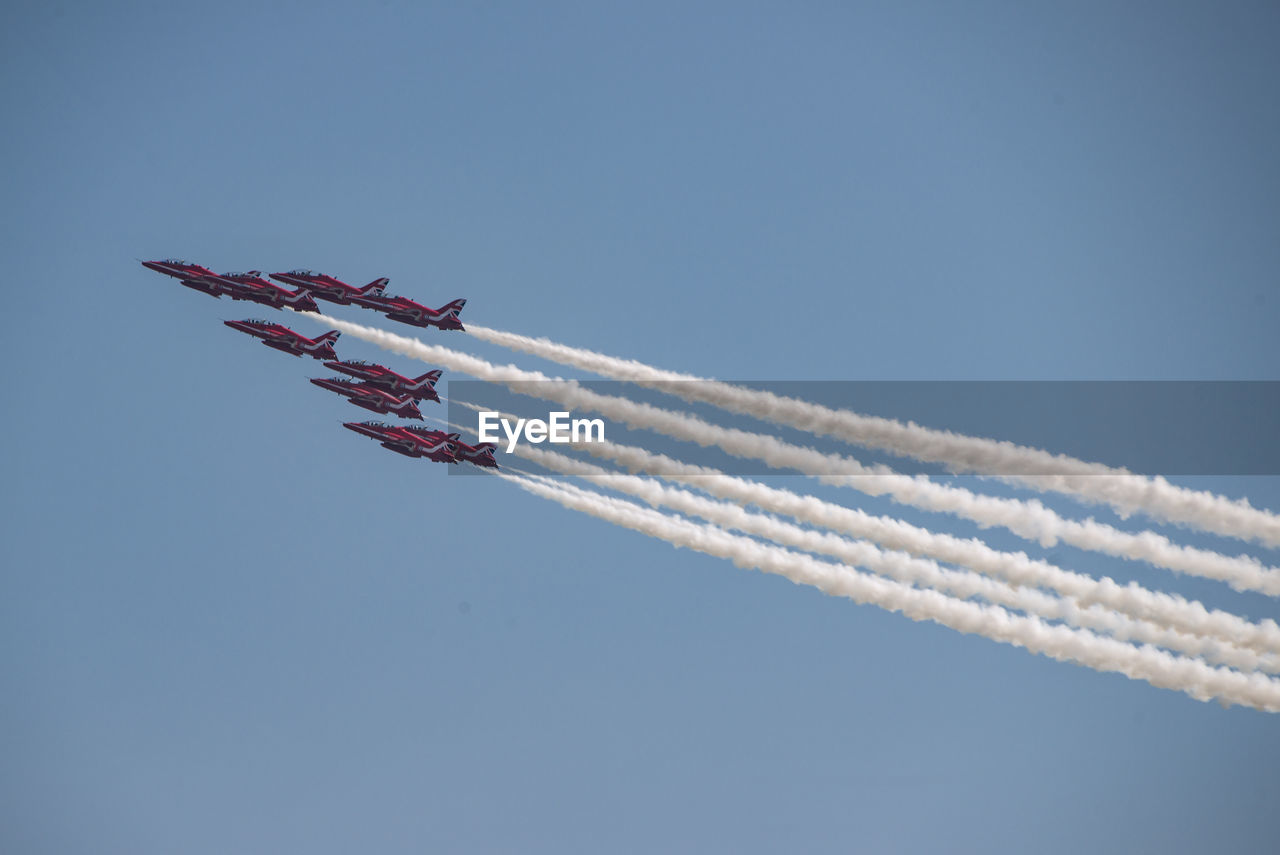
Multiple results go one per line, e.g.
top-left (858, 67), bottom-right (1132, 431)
top-left (467, 324), bottom-right (1280, 548)
top-left (499, 444), bottom-right (1280, 673)
top-left (495, 471), bottom-right (1280, 711)
top-left (297, 312), bottom-right (1280, 596)
top-left (444, 402), bottom-right (1280, 656)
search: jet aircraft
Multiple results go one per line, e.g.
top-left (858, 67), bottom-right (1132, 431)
top-left (351, 293), bottom-right (467, 330)
top-left (310, 378), bottom-right (423, 420)
top-left (343, 421), bottom-right (457, 462)
top-left (223, 320), bottom-right (340, 360)
top-left (144, 259), bottom-right (232, 297)
top-left (322, 360), bottom-right (442, 402)
top-left (194, 271), bottom-right (319, 312)
top-left (269, 270), bottom-right (389, 306)
top-left (142, 259), bottom-right (217, 280)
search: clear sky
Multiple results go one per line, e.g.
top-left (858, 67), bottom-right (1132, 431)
top-left (2, 2), bottom-right (1278, 852)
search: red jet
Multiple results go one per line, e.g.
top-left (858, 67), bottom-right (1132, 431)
top-left (142, 259), bottom-right (217, 280)
top-left (351, 293), bottom-right (467, 330)
top-left (310, 378), bottom-right (423, 420)
top-left (343, 422), bottom-right (457, 462)
top-left (143, 259), bottom-right (230, 297)
top-left (322, 360), bottom-right (442, 402)
top-left (223, 319), bottom-right (340, 360)
top-left (269, 270), bottom-right (390, 306)
top-left (193, 271), bottom-right (319, 312)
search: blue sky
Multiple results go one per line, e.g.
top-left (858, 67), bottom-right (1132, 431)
top-left (2, 2), bottom-right (1278, 852)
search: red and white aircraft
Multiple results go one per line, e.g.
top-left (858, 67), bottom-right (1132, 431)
top-left (269, 270), bottom-right (389, 306)
top-left (310, 378), bottom-right (423, 420)
top-left (322, 360), bottom-right (442, 402)
top-left (190, 271), bottom-right (319, 312)
top-left (142, 259), bottom-right (217, 280)
top-left (343, 422), bottom-right (457, 462)
top-left (351, 293), bottom-right (467, 330)
top-left (223, 319), bottom-right (340, 360)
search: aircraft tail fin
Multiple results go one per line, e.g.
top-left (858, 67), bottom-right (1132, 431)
top-left (440, 298), bottom-right (466, 318)
top-left (397, 397), bottom-right (423, 419)
top-left (412, 369), bottom-right (443, 388)
top-left (463, 442), bottom-right (498, 467)
top-left (286, 288), bottom-right (317, 309)
top-left (361, 277), bottom-right (390, 295)
top-left (315, 330), bottom-right (341, 346)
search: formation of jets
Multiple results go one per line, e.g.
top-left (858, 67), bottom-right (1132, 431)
top-left (142, 259), bottom-right (495, 468)
top-left (142, 260), bottom-right (467, 331)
